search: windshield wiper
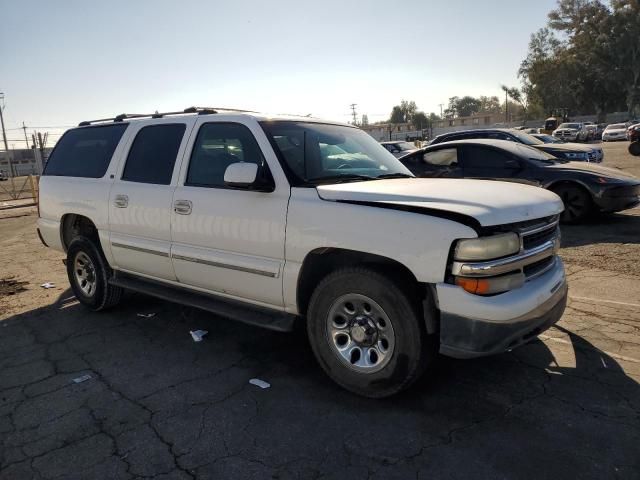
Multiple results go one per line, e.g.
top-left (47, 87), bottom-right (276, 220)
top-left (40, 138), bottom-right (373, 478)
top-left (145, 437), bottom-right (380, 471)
top-left (375, 173), bottom-right (414, 179)
top-left (306, 174), bottom-right (376, 184)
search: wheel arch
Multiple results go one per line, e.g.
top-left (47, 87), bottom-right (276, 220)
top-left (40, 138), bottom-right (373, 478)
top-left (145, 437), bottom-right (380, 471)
top-left (296, 247), bottom-right (438, 333)
top-left (60, 213), bottom-right (100, 252)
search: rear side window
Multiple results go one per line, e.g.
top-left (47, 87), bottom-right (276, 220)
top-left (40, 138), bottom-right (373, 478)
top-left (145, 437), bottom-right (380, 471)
top-left (122, 124), bottom-right (186, 185)
top-left (43, 124), bottom-right (127, 178)
top-left (423, 148), bottom-right (458, 166)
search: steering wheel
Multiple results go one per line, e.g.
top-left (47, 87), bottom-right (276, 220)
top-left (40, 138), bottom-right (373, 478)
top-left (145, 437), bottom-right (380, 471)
top-left (336, 163), bottom-right (353, 169)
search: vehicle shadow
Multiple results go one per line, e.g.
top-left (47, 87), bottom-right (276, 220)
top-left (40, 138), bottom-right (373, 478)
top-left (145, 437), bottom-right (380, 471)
top-left (561, 211), bottom-right (640, 247)
top-left (1, 291), bottom-right (638, 478)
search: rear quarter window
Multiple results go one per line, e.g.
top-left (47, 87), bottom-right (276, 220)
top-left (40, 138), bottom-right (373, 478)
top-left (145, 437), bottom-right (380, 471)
top-left (43, 124), bottom-right (128, 178)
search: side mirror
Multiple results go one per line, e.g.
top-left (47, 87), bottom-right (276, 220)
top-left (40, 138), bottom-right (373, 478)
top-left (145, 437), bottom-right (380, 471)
top-left (224, 162), bottom-right (258, 187)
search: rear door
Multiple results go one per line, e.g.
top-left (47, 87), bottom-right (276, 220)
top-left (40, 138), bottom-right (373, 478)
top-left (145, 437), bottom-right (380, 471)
top-left (169, 118), bottom-right (289, 307)
top-left (108, 120), bottom-right (194, 280)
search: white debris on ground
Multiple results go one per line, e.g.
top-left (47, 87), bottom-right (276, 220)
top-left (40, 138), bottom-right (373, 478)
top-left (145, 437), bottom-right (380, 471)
top-left (40, 282), bottom-right (55, 289)
top-left (72, 374), bottom-right (92, 384)
top-left (137, 313), bottom-right (156, 318)
top-left (189, 330), bottom-right (208, 342)
top-left (249, 378), bottom-right (271, 389)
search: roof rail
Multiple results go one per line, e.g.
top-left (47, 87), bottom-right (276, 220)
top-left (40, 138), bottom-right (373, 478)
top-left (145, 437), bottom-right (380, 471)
top-left (78, 106), bottom-right (258, 126)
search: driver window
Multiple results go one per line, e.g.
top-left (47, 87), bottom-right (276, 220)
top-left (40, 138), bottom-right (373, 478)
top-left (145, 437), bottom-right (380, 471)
top-left (422, 148), bottom-right (458, 167)
top-left (186, 123), bottom-right (266, 188)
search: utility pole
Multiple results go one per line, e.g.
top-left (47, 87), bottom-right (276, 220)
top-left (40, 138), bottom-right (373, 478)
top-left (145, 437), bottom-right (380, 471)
top-left (350, 103), bottom-right (358, 125)
top-left (0, 92), bottom-right (16, 178)
top-left (438, 103), bottom-right (444, 119)
top-left (22, 122), bottom-right (30, 148)
top-left (505, 89), bottom-right (508, 124)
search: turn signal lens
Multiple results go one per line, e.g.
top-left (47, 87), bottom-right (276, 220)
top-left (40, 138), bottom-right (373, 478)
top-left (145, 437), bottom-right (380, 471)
top-left (455, 277), bottom-right (490, 294)
top-left (455, 272), bottom-right (525, 295)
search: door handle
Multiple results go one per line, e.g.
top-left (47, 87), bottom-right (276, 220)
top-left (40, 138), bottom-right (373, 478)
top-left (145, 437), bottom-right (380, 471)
top-left (174, 200), bottom-right (192, 215)
top-left (114, 194), bottom-right (129, 208)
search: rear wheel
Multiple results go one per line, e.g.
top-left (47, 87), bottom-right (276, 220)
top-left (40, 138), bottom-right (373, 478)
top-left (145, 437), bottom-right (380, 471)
top-left (307, 267), bottom-right (433, 398)
top-left (551, 184), bottom-right (593, 224)
top-left (66, 236), bottom-right (123, 311)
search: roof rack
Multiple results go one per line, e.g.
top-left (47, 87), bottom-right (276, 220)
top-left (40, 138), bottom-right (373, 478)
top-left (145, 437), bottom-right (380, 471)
top-left (78, 106), bottom-right (258, 126)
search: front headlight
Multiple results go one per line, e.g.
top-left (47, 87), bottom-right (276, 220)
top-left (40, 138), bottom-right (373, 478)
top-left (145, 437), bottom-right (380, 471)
top-left (454, 233), bottom-right (520, 261)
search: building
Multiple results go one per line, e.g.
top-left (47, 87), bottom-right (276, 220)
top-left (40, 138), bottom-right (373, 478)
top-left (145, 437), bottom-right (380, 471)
top-left (0, 148), bottom-right (49, 176)
top-left (360, 122), bottom-right (426, 141)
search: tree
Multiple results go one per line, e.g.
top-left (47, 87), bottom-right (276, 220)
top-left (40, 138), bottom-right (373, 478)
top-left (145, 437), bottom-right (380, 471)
top-left (518, 0), bottom-right (638, 117)
top-left (389, 100), bottom-right (419, 124)
top-left (443, 97), bottom-right (458, 118)
top-left (455, 96), bottom-right (482, 117)
top-left (478, 96), bottom-right (502, 114)
top-left (390, 106), bottom-right (404, 123)
top-left (361, 114), bottom-right (369, 126)
top-left (412, 111), bottom-right (428, 129)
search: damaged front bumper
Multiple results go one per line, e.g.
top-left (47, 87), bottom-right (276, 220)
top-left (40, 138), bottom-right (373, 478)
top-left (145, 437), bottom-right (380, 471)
top-left (436, 257), bottom-right (568, 359)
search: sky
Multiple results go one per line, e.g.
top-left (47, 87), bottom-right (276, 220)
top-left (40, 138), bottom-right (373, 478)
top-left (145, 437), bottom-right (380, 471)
top-left (0, 0), bottom-right (558, 147)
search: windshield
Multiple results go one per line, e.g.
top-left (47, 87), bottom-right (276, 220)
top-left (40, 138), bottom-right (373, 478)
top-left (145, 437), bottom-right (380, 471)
top-left (607, 124), bottom-right (626, 129)
top-left (261, 121), bottom-right (413, 185)
top-left (533, 134), bottom-right (562, 143)
top-left (558, 123), bottom-right (581, 129)
top-left (509, 130), bottom-right (543, 145)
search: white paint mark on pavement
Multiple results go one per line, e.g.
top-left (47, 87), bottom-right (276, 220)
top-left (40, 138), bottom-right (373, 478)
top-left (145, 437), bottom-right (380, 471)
top-left (569, 295), bottom-right (640, 309)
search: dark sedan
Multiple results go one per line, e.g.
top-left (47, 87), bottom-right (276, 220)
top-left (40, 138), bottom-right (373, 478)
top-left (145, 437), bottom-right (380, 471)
top-left (430, 128), bottom-right (603, 163)
top-left (398, 139), bottom-right (640, 223)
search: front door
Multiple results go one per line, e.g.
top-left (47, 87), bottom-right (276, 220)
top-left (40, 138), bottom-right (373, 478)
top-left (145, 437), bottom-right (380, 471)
top-left (459, 145), bottom-right (525, 184)
top-left (170, 119), bottom-right (289, 307)
top-left (108, 120), bottom-right (193, 280)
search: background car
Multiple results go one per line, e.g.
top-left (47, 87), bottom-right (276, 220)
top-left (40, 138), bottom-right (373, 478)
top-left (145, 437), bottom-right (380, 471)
top-left (397, 139), bottom-right (640, 223)
top-left (0, 170), bottom-right (7, 181)
top-left (626, 123), bottom-right (640, 141)
top-left (584, 124), bottom-right (600, 141)
top-left (602, 123), bottom-right (628, 141)
top-left (429, 128), bottom-right (603, 162)
top-left (552, 122), bottom-right (589, 142)
top-left (380, 141), bottom-right (419, 158)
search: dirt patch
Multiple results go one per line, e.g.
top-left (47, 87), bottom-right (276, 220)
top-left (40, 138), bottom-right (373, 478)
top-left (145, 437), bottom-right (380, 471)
top-left (0, 277), bottom-right (28, 298)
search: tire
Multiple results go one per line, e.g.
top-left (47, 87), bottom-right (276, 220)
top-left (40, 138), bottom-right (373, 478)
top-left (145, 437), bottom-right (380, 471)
top-left (551, 184), bottom-right (593, 224)
top-left (66, 236), bottom-right (123, 311)
top-left (306, 267), bottom-right (433, 398)
top-left (629, 141), bottom-right (640, 157)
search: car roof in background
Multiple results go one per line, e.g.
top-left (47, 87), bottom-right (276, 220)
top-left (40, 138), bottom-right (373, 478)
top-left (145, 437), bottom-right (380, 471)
top-left (424, 138), bottom-right (540, 156)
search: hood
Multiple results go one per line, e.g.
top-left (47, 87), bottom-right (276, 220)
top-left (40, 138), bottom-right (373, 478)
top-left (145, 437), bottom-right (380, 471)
top-left (534, 143), bottom-right (592, 152)
top-left (604, 128), bottom-right (627, 134)
top-left (316, 178), bottom-right (563, 227)
top-left (545, 161), bottom-right (640, 181)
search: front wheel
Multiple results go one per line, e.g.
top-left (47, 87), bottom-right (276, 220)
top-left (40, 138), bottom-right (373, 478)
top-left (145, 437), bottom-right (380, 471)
top-left (551, 184), bottom-right (593, 224)
top-left (307, 267), bottom-right (433, 398)
top-left (66, 236), bottom-right (123, 311)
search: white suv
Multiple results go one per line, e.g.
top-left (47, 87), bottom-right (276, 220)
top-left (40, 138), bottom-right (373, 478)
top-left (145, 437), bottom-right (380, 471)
top-left (37, 107), bottom-right (567, 397)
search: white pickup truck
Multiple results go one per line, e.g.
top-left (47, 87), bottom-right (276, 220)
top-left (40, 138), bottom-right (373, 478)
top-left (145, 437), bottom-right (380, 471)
top-left (37, 108), bottom-right (567, 397)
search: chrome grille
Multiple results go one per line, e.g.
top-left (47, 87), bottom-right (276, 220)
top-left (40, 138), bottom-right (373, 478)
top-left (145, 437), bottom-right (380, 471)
top-left (522, 224), bottom-right (559, 251)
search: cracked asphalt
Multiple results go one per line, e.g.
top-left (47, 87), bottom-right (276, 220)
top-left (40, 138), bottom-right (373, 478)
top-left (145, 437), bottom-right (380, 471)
top-left (1, 142), bottom-right (639, 479)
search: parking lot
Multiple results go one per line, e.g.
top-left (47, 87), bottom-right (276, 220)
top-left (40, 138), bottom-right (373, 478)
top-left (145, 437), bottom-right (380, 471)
top-left (0, 141), bottom-right (638, 479)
